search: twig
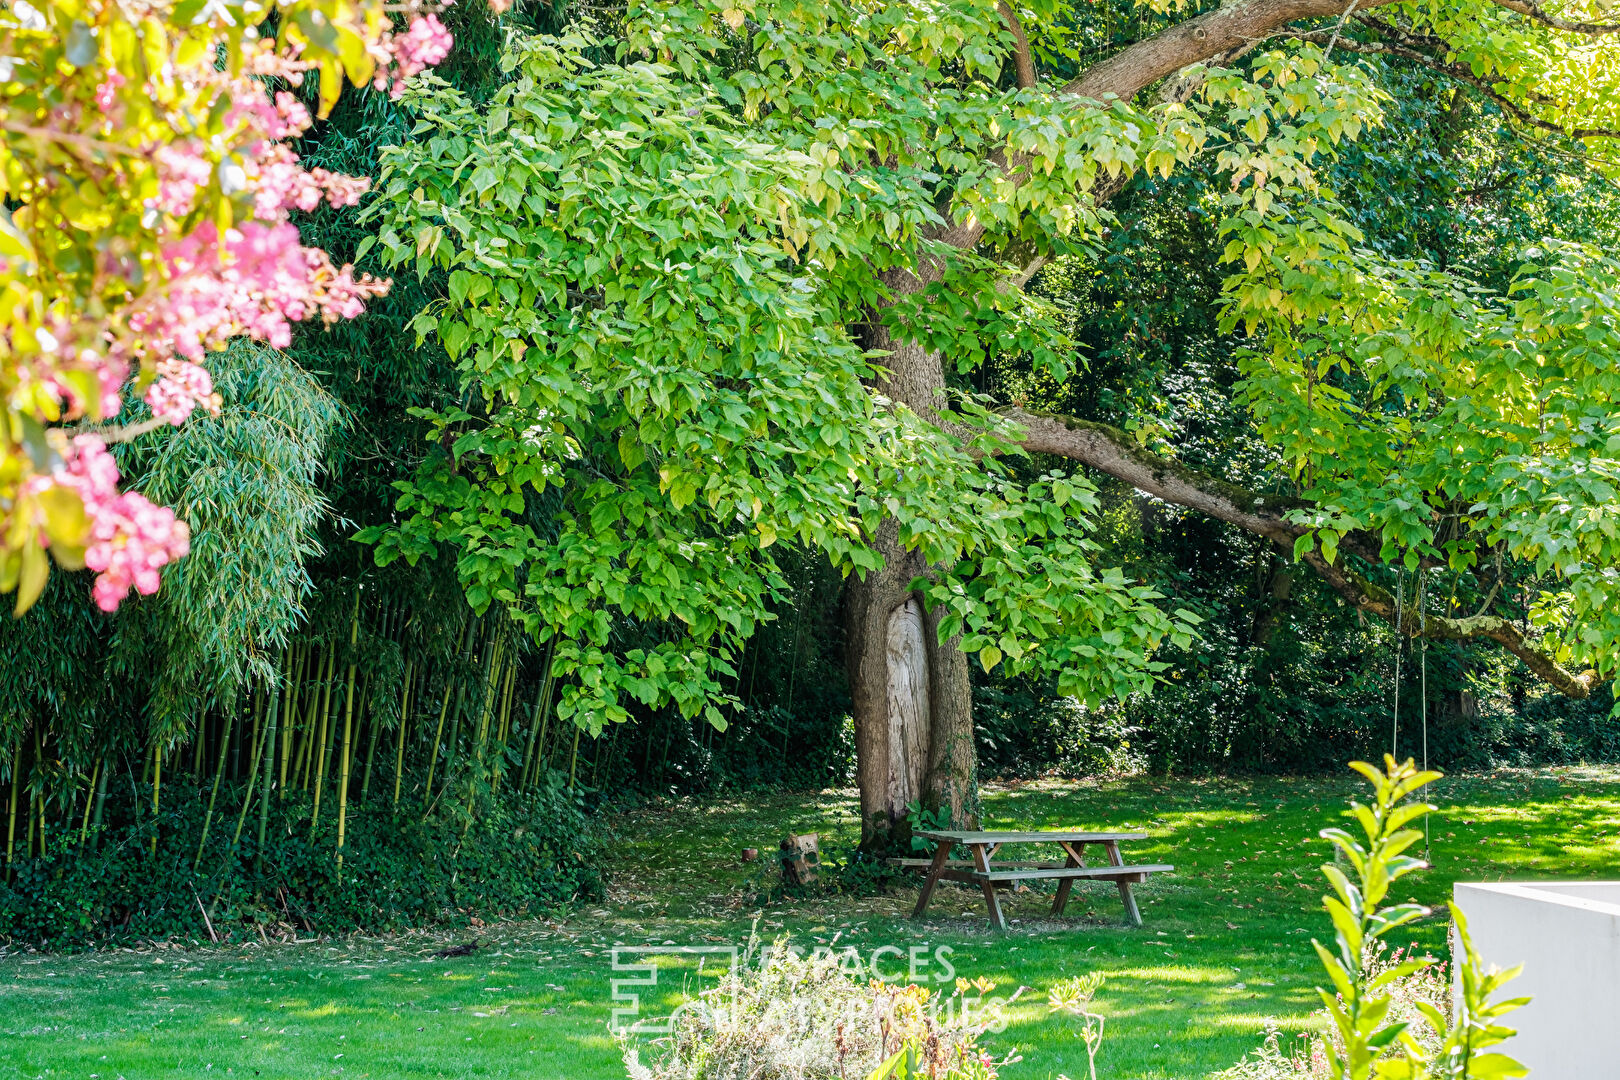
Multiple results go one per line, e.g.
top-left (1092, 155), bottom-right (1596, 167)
top-left (1324, 0), bottom-right (1362, 54)
top-left (1485, 0), bottom-right (1620, 36)
top-left (192, 887), bottom-right (219, 944)
top-left (1, 122), bottom-right (146, 160)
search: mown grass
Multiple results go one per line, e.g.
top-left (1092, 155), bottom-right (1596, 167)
top-left (4, 766), bottom-right (1617, 1079)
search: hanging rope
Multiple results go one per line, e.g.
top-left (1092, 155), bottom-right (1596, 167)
top-left (1419, 572), bottom-right (1430, 857)
top-left (1392, 571), bottom-right (1404, 761)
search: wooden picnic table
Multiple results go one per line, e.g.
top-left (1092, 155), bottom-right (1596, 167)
top-left (900, 829), bottom-right (1172, 930)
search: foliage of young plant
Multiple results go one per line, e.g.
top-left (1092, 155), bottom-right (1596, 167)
top-left (1298, 758), bottom-right (1527, 1080)
top-left (1222, 945), bottom-right (1451, 1079)
top-left (1047, 972), bottom-right (1108, 1080)
top-left (0, 0), bottom-right (456, 614)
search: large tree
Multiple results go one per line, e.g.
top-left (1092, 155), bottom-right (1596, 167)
top-left (366, 0), bottom-right (1620, 844)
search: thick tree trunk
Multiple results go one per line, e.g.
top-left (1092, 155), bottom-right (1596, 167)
top-left (844, 534), bottom-right (978, 847)
top-left (846, 321), bottom-right (979, 848)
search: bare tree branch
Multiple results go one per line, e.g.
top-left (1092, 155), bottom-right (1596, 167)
top-left (1060, 0), bottom-right (1404, 102)
top-left (1485, 0), bottom-right (1620, 36)
top-left (1300, 550), bottom-right (1597, 698)
top-left (1288, 26), bottom-right (1620, 139)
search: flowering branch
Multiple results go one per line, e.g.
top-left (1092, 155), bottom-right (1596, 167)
top-left (0, 0), bottom-right (456, 614)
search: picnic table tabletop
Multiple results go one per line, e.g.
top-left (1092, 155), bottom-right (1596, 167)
top-left (909, 827), bottom-right (1169, 930)
top-left (916, 829), bottom-right (1147, 844)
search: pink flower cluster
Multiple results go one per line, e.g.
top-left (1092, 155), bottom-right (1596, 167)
top-left (94, 68), bottom-right (125, 112)
top-left (248, 144), bottom-right (375, 218)
top-left (373, 15), bottom-right (454, 98)
top-left (125, 220), bottom-right (389, 378)
top-left (49, 436), bottom-right (191, 612)
top-left (25, 325), bottom-right (129, 420)
top-left (145, 359), bottom-right (221, 426)
top-left (150, 143), bottom-right (213, 216)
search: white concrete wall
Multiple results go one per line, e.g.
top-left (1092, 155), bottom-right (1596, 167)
top-left (1453, 881), bottom-right (1620, 1078)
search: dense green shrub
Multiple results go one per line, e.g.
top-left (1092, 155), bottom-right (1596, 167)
top-left (0, 771), bottom-right (598, 949)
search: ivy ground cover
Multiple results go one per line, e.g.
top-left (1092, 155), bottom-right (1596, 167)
top-left (4, 768), bottom-right (1618, 1079)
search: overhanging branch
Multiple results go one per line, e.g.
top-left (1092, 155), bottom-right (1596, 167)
top-left (997, 1), bottom-right (1037, 90)
top-left (1006, 407), bottom-right (1597, 697)
top-left (1301, 550), bottom-right (1597, 698)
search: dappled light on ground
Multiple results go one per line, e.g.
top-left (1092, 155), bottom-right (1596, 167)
top-left (4, 767), bottom-right (1618, 1078)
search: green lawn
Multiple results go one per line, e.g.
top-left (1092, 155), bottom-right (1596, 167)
top-left (4, 767), bottom-right (1618, 1079)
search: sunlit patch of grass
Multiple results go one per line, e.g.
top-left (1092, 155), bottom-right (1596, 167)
top-left (3, 767), bottom-right (1619, 1078)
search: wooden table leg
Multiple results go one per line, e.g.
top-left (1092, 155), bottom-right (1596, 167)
top-left (912, 841), bottom-right (953, 918)
top-left (969, 842), bottom-right (1007, 931)
top-left (1050, 840), bottom-right (1085, 917)
top-left (1103, 839), bottom-right (1141, 926)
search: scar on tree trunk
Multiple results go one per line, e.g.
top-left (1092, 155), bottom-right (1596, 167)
top-left (844, 524), bottom-right (978, 851)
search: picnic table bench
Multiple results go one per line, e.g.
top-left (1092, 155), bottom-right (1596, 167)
top-left (894, 829), bottom-right (1172, 930)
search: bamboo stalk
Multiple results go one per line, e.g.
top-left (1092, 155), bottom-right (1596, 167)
top-left (65, 761), bottom-right (79, 838)
top-left (427, 615), bottom-right (478, 816)
top-left (295, 648), bottom-right (325, 791)
top-left (232, 698), bottom-right (245, 781)
top-left (89, 756), bottom-right (108, 850)
top-left (521, 645), bottom-right (555, 789)
top-left (319, 656), bottom-right (340, 802)
top-left (360, 683), bottom-right (381, 805)
top-left (6, 738), bottom-right (21, 875)
top-left (78, 759), bottom-right (99, 844)
top-left (393, 659), bottom-right (413, 808)
top-left (247, 692), bottom-right (263, 788)
top-left (336, 592), bottom-right (360, 873)
top-left (279, 643), bottom-right (305, 798)
top-left (195, 704), bottom-right (236, 869)
top-left (465, 630), bottom-right (503, 825)
top-left (475, 632), bottom-right (501, 755)
top-left (31, 727), bottom-right (45, 859)
top-left (150, 740), bottom-right (162, 858)
top-left (293, 650), bottom-right (312, 790)
top-left (437, 684), bottom-right (465, 804)
top-left (422, 680), bottom-right (452, 810)
top-left (310, 643), bottom-right (335, 832)
top-left (230, 698), bottom-right (273, 850)
top-left (421, 612), bottom-right (466, 806)
top-left (567, 725), bottom-right (581, 790)
top-left (491, 652), bottom-right (515, 793)
top-left (256, 655), bottom-right (283, 872)
top-left (498, 655), bottom-right (515, 743)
